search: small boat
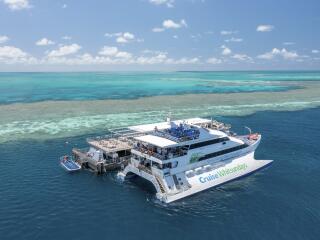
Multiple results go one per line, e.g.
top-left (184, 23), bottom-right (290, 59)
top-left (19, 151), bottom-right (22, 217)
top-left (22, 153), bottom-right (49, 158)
top-left (60, 155), bottom-right (81, 172)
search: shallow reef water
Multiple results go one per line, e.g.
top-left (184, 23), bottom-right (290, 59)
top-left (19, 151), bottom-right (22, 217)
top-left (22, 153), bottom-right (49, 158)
top-left (0, 72), bottom-right (319, 239)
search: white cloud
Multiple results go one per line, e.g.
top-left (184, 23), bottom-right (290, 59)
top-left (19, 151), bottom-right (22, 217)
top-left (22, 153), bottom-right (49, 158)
top-left (0, 47), bottom-right (203, 66)
top-left (222, 48), bottom-right (231, 55)
top-left (225, 37), bottom-right (243, 43)
top-left (0, 35), bottom-right (9, 44)
top-left (221, 45), bottom-right (232, 55)
top-left (169, 57), bottom-right (199, 64)
top-left (190, 34), bottom-right (202, 40)
top-left (153, 19), bottom-right (187, 33)
top-left (0, 43), bottom-right (202, 66)
top-left (0, 45), bottom-right (27, 58)
top-left (152, 27), bottom-right (165, 32)
top-left (136, 52), bottom-right (168, 64)
top-left (47, 44), bottom-right (81, 57)
top-left (257, 48), bottom-right (298, 60)
top-left (49, 48), bottom-right (199, 66)
top-left (311, 49), bottom-right (319, 54)
top-left (220, 30), bottom-right (237, 35)
top-left (104, 32), bottom-right (122, 38)
top-left (163, 19), bottom-right (187, 29)
top-left (3, 0), bottom-right (31, 10)
top-left (98, 46), bottom-right (118, 56)
top-left (232, 54), bottom-right (252, 62)
top-left (283, 42), bottom-right (295, 46)
top-left (141, 49), bottom-right (168, 55)
top-left (138, 52), bottom-right (199, 65)
top-left (123, 32), bottom-right (134, 40)
top-left (115, 51), bottom-right (132, 59)
top-left (98, 46), bottom-right (132, 59)
top-left (116, 32), bottom-right (135, 43)
top-left (207, 57), bottom-right (222, 64)
top-left (105, 32), bottom-right (141, 44)
top-left (149, 0), bottom-right (174, 8)
top-left (256, 25), bottom-right (274, 32)
top-left (62, 36), bottom-right (72, 40)
top-left (0, 45), bottom-right (37, 64)
top-left (116, 36), bottom-right (128, 43)
top-left (36, 38), bottom-right (55, 46)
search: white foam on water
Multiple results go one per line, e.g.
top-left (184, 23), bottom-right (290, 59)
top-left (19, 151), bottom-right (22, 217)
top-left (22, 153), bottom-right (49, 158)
top-left (0, 99), bottom-right (319, 143)
top-left (1, 80), bottom-right (319, 142)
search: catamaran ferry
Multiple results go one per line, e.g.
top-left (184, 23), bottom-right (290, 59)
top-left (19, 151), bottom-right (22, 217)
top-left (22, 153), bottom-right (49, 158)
top-left (117, 117), bottom-right (273, 203)
top-left (68, 117), bottom-right (272, 203)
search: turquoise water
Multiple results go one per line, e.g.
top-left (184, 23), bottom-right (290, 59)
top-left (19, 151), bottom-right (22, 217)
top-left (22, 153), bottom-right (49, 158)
top-left (0, 71), bottom-right (320, 239)
top-left (1, 71), bottom-right (318, 103)
top-left (1, 71), bottom-right (320, 143)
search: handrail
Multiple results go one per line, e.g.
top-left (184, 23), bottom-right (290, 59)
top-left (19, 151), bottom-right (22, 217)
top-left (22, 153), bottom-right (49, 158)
top-left (132, 146), bottom-right (187, 160)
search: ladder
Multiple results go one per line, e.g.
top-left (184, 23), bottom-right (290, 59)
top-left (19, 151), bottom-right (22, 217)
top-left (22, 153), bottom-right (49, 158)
top-left (155, 176), bottom-right (165, 193)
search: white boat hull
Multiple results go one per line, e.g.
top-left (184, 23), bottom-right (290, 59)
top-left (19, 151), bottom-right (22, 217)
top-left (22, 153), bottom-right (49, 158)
top-left (159, 152), bottom-right (272, 203)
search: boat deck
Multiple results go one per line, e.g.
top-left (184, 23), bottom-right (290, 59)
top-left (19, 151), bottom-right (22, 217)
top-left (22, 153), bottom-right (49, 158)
top-left (63, 118), bottom-right (235, 175)
top-left (72, 147), bottom-right (130, 174)
top-left (87, 137), bottom-right (132, 153)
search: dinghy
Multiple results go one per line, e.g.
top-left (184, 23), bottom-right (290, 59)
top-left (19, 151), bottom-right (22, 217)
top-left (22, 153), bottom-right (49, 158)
top-left (60, 155), bottom-right (81, 172)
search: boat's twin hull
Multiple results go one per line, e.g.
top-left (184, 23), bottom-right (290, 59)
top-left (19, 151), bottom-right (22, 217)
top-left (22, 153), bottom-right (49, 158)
top-left (159, 152), bottom-right (272, 203)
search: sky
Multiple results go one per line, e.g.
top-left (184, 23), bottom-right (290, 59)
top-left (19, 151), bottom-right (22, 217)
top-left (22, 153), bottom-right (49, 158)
top-left (0, 0), bottom-right (320, 71)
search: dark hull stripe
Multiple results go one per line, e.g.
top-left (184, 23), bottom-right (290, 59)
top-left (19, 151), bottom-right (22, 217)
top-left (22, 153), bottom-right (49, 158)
top-left (188, 137), bottom-right (229, 149)
top-left (197, 144), bottom-right (249, 162)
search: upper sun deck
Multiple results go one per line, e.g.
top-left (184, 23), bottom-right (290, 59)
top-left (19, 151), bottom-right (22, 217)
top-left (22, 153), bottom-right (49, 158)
top-left (128, 118), bottom-right (212, 133)
top-left (130, 118), bottom-right (229, 148)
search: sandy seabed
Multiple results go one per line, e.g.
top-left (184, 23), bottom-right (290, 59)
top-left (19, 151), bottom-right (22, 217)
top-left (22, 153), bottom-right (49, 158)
top-left (1, 81), bottom-right (320, 142)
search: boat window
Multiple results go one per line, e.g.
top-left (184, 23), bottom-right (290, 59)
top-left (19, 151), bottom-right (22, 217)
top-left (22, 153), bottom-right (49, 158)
top-left (195, 169), bottom-right (204, 175)
top-left (197, 144), bottom-right (248, 162)
top-left (205, 166), bottom-right (212, 171)
top-left (189, 137), bottom-right (229, 149)
top-left (186, 172), bottom-right (195, 178)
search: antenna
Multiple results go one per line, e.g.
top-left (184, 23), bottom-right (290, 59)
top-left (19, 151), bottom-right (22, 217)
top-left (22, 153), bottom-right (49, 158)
top-left (244, 126), bottom-right (252, 135)
top-left (166, 112), bottom-right (172, 123)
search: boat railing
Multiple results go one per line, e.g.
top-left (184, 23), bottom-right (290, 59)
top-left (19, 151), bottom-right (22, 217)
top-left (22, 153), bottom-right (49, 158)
top-left (137, 164), bottom-right (152, 174)
top-left (112, 155), bottom-right (131, 163)
top-left (153, 130), bottom-right (200, 143)
top-left (73, 147), bottom-right (90, 154)
top-left (208, 121), bottom-right (231, 132)
top-left (132, 146), bottom-right (187, 160)
top-left (89, 127), bottom-right (143, 140)
top-left (237, 134), bottom-right (260, 145)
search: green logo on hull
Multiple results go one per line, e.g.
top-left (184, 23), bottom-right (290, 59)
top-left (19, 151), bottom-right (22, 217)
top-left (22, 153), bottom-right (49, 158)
top-left (189, 153), bottom-right (203, 163)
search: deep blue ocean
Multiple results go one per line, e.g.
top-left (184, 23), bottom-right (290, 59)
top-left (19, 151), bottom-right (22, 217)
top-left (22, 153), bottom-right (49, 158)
top-left (0, 72), bottom-right (319, 239)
